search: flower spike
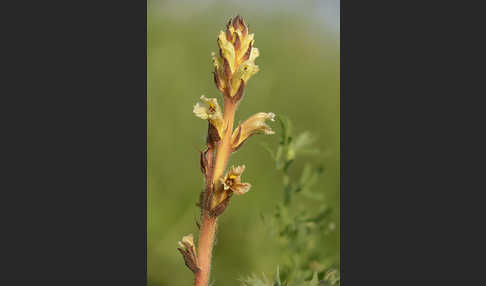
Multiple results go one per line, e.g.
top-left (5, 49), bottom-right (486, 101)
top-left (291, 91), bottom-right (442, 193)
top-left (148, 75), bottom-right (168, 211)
top-left (212, 16), bottom-right (260, 98)
top-left (185, 17), bottom-right (276, 286)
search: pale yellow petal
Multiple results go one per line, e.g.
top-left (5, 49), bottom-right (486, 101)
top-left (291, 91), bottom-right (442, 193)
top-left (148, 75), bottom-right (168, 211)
top-left (193, 102), bottom-right (209, 120)
top-left (232, 182), bottom-right (252, 195)
top-left (249, 47), bottom-right (259, 62)
top-left (218, 31), bottom-right (236, 73)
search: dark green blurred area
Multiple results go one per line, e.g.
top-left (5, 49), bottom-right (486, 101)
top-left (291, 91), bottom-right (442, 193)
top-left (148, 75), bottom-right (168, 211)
top-left (148, 1), bottom-right (339, 285)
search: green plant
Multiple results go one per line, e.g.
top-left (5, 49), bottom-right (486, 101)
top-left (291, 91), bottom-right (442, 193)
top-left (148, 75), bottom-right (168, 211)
top-left (240, 115), bottom-right (340, 286)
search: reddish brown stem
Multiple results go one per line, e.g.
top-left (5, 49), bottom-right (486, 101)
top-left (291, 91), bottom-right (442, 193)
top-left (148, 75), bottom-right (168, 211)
top-left (204, 146), bottom-right (214, 210)
top-left (195, 99), bottom-right (237, 286)
top-left (194, 213), bottom-right (217, 286)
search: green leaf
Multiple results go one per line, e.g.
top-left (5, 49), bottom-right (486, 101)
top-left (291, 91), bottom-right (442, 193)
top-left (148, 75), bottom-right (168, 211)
top-left (276, 115), bottom-right (292, 145)
top-left (299, 164), bottom-right (313, 186)
top-left (285, 146), bottom-right (296, 162)
top-left (283, 184), bottom-right (293, 205)
top-left (306, 206), bottom-right (332, 224)
top-left (239, 274), bottom-right (270, 286)
top-left (283, 159), bottom-right (294, 173)
top-left (275, 146), bottom-right (284, 170)
top-left (273, 266), bottom-right (282, 286)
top-left (307, 272), bottom-right (319, 286)
top-left (293, 131), bottom-right (315, 152)
top-left (298, 164), bottom-right (325, 197)
top-left (323, 269), bottom-right (340, 285)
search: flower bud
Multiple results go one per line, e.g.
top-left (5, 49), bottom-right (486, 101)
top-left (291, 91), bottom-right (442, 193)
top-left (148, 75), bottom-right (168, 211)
top-left (212, 16), bottom-right (260, 98)
top-left (177, 234), bottom-right (199, 273)
top-left (178, 234), bottom-right (195, 249)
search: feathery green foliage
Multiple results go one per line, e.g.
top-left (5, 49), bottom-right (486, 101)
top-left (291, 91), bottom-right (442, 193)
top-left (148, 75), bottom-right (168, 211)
top-left (242, 116), bottom-right (340, 286)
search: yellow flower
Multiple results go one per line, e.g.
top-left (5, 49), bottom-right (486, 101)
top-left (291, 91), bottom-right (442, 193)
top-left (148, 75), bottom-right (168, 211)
top-left (230, 59), bottom-right (259, 93)
top-left (212, 15), bottom-right (260, 97)
top-left (231, 112), bottom-right (275, 150)
top-left (209, 164), bottom-right (252, 214)
top-left (220, 165), bottom-right (252, 195)
top-left (193, 95), bottom-right (225, 137)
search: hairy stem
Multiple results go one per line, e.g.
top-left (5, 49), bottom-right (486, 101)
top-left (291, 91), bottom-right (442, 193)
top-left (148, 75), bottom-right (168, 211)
top-left (195, 100), bottom-right (237, 286)
top-left (194, 213), bottom-right (217, 286)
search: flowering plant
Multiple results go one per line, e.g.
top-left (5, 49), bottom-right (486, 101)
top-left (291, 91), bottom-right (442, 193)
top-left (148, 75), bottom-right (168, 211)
top-left (178, 16), bottom-right (275, 286)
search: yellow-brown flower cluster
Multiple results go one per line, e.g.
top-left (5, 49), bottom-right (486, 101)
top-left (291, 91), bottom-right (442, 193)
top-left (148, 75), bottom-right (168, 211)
top-left (191, 16), bottom-right (275, 218)
top-left (212, 15), bottom-right (260, 100)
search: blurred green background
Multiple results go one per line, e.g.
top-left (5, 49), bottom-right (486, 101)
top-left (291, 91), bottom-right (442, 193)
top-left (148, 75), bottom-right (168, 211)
top-left (147, 0), bottom-right (339, 285)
